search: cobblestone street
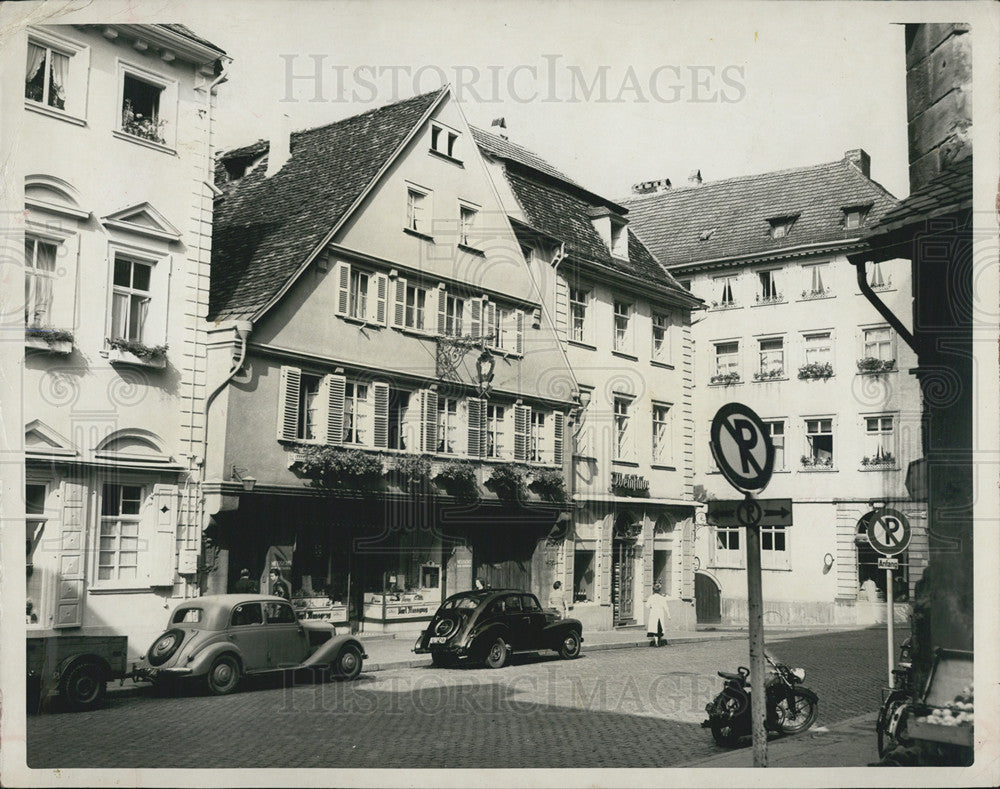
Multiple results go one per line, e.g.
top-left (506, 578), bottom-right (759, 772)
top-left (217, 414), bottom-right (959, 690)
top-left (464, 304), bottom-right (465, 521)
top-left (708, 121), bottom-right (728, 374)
top-left (26, 628), bottom-right (885, 769)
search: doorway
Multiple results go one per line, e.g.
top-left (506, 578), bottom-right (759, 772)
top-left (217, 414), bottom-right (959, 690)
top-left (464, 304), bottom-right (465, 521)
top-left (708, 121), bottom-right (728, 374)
top-left (695, 572), bottom-right (721, 624)
top-left (612, 512), bottom-right (641, 626)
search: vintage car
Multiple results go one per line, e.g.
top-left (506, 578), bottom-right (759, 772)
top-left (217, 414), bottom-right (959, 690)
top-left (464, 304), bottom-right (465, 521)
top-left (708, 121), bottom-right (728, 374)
top-left (413, 589), bottom-right (583, 668)
top-left (132, 594), bottom-right (366, 695)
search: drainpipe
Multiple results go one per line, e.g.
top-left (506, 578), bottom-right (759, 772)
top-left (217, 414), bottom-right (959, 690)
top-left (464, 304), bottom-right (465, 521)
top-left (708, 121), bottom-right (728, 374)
top-left (850, 255), bottom-right (918, 354)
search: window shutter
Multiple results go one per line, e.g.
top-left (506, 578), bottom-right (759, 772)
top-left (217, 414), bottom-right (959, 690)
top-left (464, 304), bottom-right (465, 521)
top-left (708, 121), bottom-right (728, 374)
top-left (564, 539), bottom-right (575, 604)
top-left (470, 297), bottom-right (482, 339)
top-left (147, 485), bottom-right (178, 587)
top-left (514, 309), bottom-right (525, 354)
top-left (437, 285), bottom-right (447, 335)
top-left (374, 273), bottom-right (389, 325)
top-left (467, 398), bottom-right (485, 457)
top-left (421, 389), bottom-right (439, 452)
top-left (484, 300), bottom-right (497, 348)
top-left (54, 481), bottom-right (86, 628)
top-left (334, 261), bottom-right (351, 316)
top-left (513, 404), bottom-right (530, 461)
top-left (553, 411), bottom-right (565, 465)
top-left (598, 522), bottom-right (612, 604)
top-left (681, 519), bottom-right (694, 600)
top-left (373, 382), bottom-right (390, 448)
top-left (555, 277), bottom-right (569, 339)
top-left (277, 366), bottom-right (301, 441)
top-left (393, 277), bottom-right (406, 328)
top-left (325, 373), bottom-right (346, 444)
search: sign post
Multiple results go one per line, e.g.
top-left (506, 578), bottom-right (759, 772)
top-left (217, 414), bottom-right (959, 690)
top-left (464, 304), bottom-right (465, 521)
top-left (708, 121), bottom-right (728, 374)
top-left (709, 403), bottom-right (775, 768)
top-left (866, 508), bottom-right (911, 687)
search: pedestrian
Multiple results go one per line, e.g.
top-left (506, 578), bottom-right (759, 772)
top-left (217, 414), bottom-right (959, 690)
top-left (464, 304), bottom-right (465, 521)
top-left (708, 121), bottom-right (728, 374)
top-left (269, 568), bottom-right (290, 600)
top-left (234, 568), bottom-right (257, 594)
top-left (474, 578), bottom-right (486, 590)
top-left (548, 580), bottom-right (568, 617)
top-left (645, 582), bottom-right (671, 647)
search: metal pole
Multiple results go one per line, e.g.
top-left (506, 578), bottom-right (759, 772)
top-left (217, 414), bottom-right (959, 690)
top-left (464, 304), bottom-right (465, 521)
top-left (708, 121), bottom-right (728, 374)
top-left (886, 566), bottom-right (895, 686)
top-left (745, 500), bottom-right (768, 768)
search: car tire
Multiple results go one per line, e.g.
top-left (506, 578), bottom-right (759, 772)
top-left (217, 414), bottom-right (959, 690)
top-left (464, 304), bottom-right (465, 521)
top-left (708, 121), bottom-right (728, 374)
top-left (333, 644), bottom-right (363, 681)
top-left (60, 661), bottom-right (106, 711)
top-left (147, 628), bottom-right (185, 667)
top-left (206, 654), bottom-right (241, 695)
top-left (483, 637), bottom-right (509, 669)
top-left (558, 630), bottom-right (582, 660)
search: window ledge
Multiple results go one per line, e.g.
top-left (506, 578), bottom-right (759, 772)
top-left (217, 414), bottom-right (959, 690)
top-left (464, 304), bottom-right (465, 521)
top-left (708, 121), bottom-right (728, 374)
top-left (797, 293), bottom-right (835, 302)
top-left (612, 350), bottom-right (638, 361)
top-left (650, 359), bottom-right (675, 370)
top-left (342, 315), bottom-right (384, 329)
top-left (710, 563), bottom-right (745, 570)
top-left (25, 100), bottom-right (87, 127)
top-left (751, 299), bottom-right (787, 308)
top-left (762, 565), bottom-right (793, 573)
top-left (709, 379), bottom-right (743, 387)
top-left (611, 459), bottom-right (640, 468)
top-left (859, 465), bottom-right (899, 472)
top-left (457, 243), bottom-right (485, 257)
top-left (567, 339), bottom-right (597, 351)
top-left (112, 129), bottom-right (176, 155)
top-left (108, 348), bottom-right (167, 369)
top-left (798, 466), bottom-right (838, 473)
top-left (797, 374), bottom-right (835, 381)
top-left (857, 369), bottom-right (898, 376)
top-left (650, 463), bottom-right (676, 471)
top-left (428, 148), bottom-right (464, 167)
top-left (26, 337), bottom-right (74, 355)
top-left (88, 586), bottom-right (158, 594)
top-left (403, 227), bottom-right (435, 243)
top-left (708, 303), bottom-right (742, 311)
top-left (751, 375), bottom-right (788, 383)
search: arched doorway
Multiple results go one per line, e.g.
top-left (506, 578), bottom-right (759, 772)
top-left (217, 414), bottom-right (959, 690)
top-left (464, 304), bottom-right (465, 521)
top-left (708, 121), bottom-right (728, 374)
top-left (695, 572), bottom-right (721, 624)
top-left (612, 512), bottom-right (641, 626)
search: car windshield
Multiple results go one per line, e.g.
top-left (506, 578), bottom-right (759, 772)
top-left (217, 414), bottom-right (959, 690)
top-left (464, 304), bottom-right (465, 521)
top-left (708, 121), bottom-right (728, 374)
top-left (441, 594), bottom-right (484, 610)
top-left (172, 607), bottom-right (204, 625)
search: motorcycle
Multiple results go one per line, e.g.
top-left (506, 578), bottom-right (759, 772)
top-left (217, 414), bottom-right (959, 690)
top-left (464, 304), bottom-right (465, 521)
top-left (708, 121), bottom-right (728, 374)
top-left (702, 652), bottom-right (818, 747)
top-left (875, 638), bottom-right (914, 758)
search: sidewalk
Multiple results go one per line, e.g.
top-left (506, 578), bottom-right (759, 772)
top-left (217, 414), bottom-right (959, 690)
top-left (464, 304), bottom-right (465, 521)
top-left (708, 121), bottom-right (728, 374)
top-left (681, 712), bottom-right (880, 768)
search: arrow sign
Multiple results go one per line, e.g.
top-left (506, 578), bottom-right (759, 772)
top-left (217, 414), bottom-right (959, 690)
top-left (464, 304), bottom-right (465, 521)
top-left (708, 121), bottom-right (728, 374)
top-left (708, 499), bottom-right (793, 527)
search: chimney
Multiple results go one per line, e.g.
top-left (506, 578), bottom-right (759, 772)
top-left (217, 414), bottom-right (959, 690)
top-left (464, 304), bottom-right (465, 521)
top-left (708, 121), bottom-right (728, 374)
top-left (844, 149), bottom-right (871, 178)
top-left (631, 178), bottom-right (671, 195)
top-left (491, 116), bottom-right (508, 140)
top-left (688, 169), bottom-right (702, 185)
top-left (266, 112), bottom-right (292, 178)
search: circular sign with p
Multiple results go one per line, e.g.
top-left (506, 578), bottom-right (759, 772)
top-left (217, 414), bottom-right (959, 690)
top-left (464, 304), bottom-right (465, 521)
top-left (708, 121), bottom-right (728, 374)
top-left (710, 403), bottom-right (775, 493)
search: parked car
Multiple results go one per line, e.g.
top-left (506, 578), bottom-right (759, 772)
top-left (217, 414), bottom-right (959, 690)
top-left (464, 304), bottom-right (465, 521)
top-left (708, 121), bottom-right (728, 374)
top-left (132, 594), bottom-right (366, 695)
top-left (413, 589), bottom-right (583, 668)
top-left (27, 634), bottom-right (128, 712)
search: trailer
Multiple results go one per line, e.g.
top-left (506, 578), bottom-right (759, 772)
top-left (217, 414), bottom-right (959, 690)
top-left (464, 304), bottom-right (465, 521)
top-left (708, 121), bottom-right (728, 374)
top-left (27, 633), bottom-right (128, 712)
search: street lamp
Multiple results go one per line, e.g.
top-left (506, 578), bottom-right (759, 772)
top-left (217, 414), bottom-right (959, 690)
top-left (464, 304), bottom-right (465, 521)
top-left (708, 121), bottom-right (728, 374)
top-left (476, 347), bottom-right (495, 397)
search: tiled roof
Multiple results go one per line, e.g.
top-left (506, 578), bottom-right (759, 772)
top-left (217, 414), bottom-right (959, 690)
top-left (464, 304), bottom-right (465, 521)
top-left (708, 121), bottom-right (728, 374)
top-left (210, 90), bottom-right (444, 320)
top-left (867, 156), bottom-right (972, 236)
top-left (159, 24), bottom-right (225, 54)
top-left (471, 127), bottom-right (583, 187)
top-left (622, 159), bottom-right (899, 269)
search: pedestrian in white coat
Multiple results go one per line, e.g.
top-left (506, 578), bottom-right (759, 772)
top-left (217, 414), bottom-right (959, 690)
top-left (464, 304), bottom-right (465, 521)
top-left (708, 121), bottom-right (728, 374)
top-left (645, 582), bottom-right (671, 647)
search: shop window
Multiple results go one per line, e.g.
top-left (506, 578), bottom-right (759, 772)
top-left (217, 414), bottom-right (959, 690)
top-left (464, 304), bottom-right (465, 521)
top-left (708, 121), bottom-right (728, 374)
top-left (574, 550), bottom-right (596, 602)
top-left (420, 564), bottom-right (440, 589)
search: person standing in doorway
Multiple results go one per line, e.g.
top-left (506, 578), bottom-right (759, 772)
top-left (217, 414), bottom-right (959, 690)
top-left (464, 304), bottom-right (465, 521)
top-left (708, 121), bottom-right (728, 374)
top-left (269, 568), bottom-right (290, 600)
top-left (548, 580), bottom-right (568, 617)
top-left (645, 582), bottom-right (671, 647)
top-left (234, 568), bottom-right (257, 593)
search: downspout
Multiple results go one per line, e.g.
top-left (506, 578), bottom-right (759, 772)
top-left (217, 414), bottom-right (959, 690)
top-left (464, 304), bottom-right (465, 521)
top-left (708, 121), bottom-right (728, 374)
top-left (850, 255), bottom-right (918, 354)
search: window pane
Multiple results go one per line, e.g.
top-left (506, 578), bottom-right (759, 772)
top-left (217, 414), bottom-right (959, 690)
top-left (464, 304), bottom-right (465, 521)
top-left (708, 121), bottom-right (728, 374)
top-left (132, 262), bottom-right (152, 292)
top-left (114, 258), bottom-right (132, 287)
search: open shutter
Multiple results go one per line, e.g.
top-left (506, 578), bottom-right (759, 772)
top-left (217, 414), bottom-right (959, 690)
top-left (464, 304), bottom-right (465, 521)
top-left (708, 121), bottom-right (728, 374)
top-left (373, 382), bottom-right (390, 448)
top-left (467, 398), bottom-right (486, 457)
top-left (325, 373), bottom-right (346, 444)
top-left (484, 301), bottom-right (497, 348)
top-left (598, 521), bottom-right (612, 604)
top-left (681, 518), bottom-right (694, 600)
top-left (514, 309), bottom-right (525, 354)
top-left (54, 481), bottom-right (86, 628)
top-left (277, 366), bottom-right (301, 441)
top-left (334, 261), bottom-right (351, 316)
top-left (393, 277), bottom-right (407, 328)
top-left (437, 286), bottom-right (447, 335)
top-left (421, 389), bottom-right (439, 452)
top-left (469, 297), bottom-right (482, 339)
top-left (553, 411), bottom-right (565, 465)
top-left (564, 537), bottom-right (575, 605)
top-left (513, 404), bottom-right (530, 461)
top-left (374, 273), bottom-right (389, 325)
top-left (555, 277), bottom-right (569, 339)
top-left (147, 485), bottom-right (178, 587)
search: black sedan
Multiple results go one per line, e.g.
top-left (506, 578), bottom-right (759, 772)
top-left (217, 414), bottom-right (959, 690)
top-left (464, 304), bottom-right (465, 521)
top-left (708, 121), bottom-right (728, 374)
top-left (413, 589), bottom-right (583, 668)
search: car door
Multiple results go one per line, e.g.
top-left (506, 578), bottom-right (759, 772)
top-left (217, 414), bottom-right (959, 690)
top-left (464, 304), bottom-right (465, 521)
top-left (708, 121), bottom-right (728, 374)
top-left (519, 594), bottom-right (548, 649)
top-left (265, 601), bottom-right (307, 668)
top-left (228, 603), bottom-right (268, 671)
top-left (503, 593), bottom-right (534, 650)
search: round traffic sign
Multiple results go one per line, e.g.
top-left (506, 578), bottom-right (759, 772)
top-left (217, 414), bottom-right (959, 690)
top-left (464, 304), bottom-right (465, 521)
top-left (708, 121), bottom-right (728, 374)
top-left (736, 498), bottom-right (763, 527)
top-left (866, 508), bottom-right (911, 556)
top-left (709, 403), bottom-right (775, 493)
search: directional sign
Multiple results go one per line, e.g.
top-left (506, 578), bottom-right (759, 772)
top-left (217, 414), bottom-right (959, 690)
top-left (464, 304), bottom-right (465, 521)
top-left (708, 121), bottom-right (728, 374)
top-left (878, 557), bottom-right (900, 570)
top-left (709, 403), bottom-right (774, 493)
top-left (866, 508), bottom-right (911, 556)
top-left (708, 498), bottom-right (793, 528)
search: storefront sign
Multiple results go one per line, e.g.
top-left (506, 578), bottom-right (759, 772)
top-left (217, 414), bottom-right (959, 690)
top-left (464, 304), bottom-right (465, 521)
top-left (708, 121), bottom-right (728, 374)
top-left (611, 472), bottom-right (650, 495)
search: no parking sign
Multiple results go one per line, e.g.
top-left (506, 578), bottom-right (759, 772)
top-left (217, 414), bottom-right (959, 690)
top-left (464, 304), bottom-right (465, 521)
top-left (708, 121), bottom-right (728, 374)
top-left (865, 508), bottom-right (911, 556)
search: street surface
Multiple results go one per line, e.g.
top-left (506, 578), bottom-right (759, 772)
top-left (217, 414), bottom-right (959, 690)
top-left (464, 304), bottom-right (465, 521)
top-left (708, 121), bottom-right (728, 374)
top-left (26, 628), bottom-right (884, 769)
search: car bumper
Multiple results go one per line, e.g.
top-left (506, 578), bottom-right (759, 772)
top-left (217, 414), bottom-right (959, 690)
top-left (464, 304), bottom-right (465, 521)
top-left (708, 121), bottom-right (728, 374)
top-left (131, 664), bottom-right (195, 683)
top-left (413, 643), bottom-right (469, 656)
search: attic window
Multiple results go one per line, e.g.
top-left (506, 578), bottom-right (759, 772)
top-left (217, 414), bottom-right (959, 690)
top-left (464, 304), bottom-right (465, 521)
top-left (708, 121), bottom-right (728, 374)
top-left (430, 124), bottom-right (460, 161)
top-left (842, 205), bottom-right (871, 230)
top-left (767, 216), bottom-right (798, 239)
top-left (610, 219), bottom-right (628, 259)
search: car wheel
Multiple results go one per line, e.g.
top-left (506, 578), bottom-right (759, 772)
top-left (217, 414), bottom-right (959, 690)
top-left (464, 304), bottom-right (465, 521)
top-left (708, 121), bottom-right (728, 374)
top-left (483, 637), bottom-right (509, 669)
top-left (334, 644), bottom-right (363, 681)
top-left (60, 661), bottom-right (106, 711)
top-left (558, 630), bottom-right (582, 659)
top-left (206, 654), bottom-right (240, 695)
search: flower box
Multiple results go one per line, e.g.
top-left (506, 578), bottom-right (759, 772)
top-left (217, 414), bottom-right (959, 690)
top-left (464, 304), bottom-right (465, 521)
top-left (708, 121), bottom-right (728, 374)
top-left (755, 294), bottom-right (784, 305)
top-left (710, 372), bottom-right (742, 385)
top-left (752, 369), bottom-right (784, 381)
top-left (25, 327), bottom-right (74, 355)
top-left (857, 357), bottom-right (896, 374)
top-left (798, 362), bottom-right (833, 380)
top-left (109, 348), bottom-right (167, 369)
top-left (800, 288), bottom-right (833, 300)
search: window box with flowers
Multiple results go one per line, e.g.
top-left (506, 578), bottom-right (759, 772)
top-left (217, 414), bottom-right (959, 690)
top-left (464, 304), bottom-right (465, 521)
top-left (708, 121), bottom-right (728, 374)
top-left (25, 326), bottom-right (74, 354)
top-left (434, 461), bottom-right (480, 502)
top-left (754, 293), bottom-right (784, 306)
top-left (486, 462), bottom-right (529, 503)
top-left (798, 362), bottom-right (833, 380)
top-left (709, 300), bottom-right (740, 311)
top-left (856, 357), bottom-right (896, 375)
top-left (120, 98), bottom-right (167, 145)
top-left (800, 287), bottom-right (833, 300)
top-left (800, 455), bottom-right (834, 470)
top-left (529, 468), bottom-right (568, 503)
top-left (107, 337), bottom-right (168, 369)
top-left (294, 445), bottom-right (385, 491)
top-left (710, 372), bottom-right (742, 386)
top-left (861, 452), bottom-right (896, 470)
top-left (388, 454), bottom-right (434, 493)
top-left (752, 368), bottom-right (784, 382)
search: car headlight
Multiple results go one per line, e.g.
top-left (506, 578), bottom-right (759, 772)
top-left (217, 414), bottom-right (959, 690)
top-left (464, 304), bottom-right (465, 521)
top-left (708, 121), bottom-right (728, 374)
top-left (791, 668), bottom-right (806, 682)
top-left (414, 634), bottom-right (423, 650)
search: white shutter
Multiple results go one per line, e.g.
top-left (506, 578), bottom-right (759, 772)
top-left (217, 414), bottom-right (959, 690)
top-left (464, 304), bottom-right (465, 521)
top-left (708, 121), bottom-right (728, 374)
top-left (373, 382), bottom-right (390, 448)
top-left (681, 519), bottom-right (694, 600)
top-left (147, 485), bottom-right (178, 587)
top-left (393, 277), bottom-right (407, 328)
top-left (470, 298), bottom-right (482, 339)
top-left (553, 411), bottom-right (565, 465)
top-left (325, 373), bottom-right (346, 444)
top-left (514, 404), bottom-right (530, 461)
top-left (437, 286), bottom-right (447, 335)
top-left (374, 272), bottom-right (389, 325)
top-left (54, 481), bottom-right (86, 628)
top-left (485, 301), bottom-right (498, 348)
top-left (555, 277), bottom-right (569, 340)
top-left (334, 261), bottom-right (351, 316)
top-left (277, 366), bottom-right (301, 441)
top-left (467, 398), bottom-right (485, 457)
top-left (421, 389), bottom-right (439, 452)
top-left (514, 309), bottom-right (525, 355)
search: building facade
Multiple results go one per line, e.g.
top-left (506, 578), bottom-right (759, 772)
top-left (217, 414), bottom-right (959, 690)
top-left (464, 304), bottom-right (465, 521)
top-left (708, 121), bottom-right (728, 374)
top-left (626, 153), bottom-right (929, 627)
top-left (18, 24), bottom-right (226, 656)
top-left (205, 89), bottom-right (578, 634)
top-left (474, 129), bottom-right (703, 632)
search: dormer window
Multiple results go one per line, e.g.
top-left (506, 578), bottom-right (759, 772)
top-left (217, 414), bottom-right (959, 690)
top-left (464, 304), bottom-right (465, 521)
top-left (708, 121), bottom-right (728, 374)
top-left (842, 204), bottom-right (872, 230)
top-left (430, 123), bottom-right (460, 161)
top-left (610, 219), bottom-right (628, 259)
top-left (767, 215), bottom-right (798, 239)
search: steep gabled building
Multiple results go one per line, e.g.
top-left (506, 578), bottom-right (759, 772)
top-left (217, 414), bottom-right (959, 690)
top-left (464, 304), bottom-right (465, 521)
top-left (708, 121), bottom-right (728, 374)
top-left (626, 152), bottom-right (928, 627)
top-left (474, 128), bottom-right (703, 631)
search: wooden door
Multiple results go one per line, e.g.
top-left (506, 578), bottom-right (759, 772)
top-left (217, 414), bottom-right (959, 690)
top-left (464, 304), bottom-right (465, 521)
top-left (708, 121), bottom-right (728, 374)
top-left (612, 539), bottom-right (636, 625)
top-left (695, 572), bottom-right (721, 624)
